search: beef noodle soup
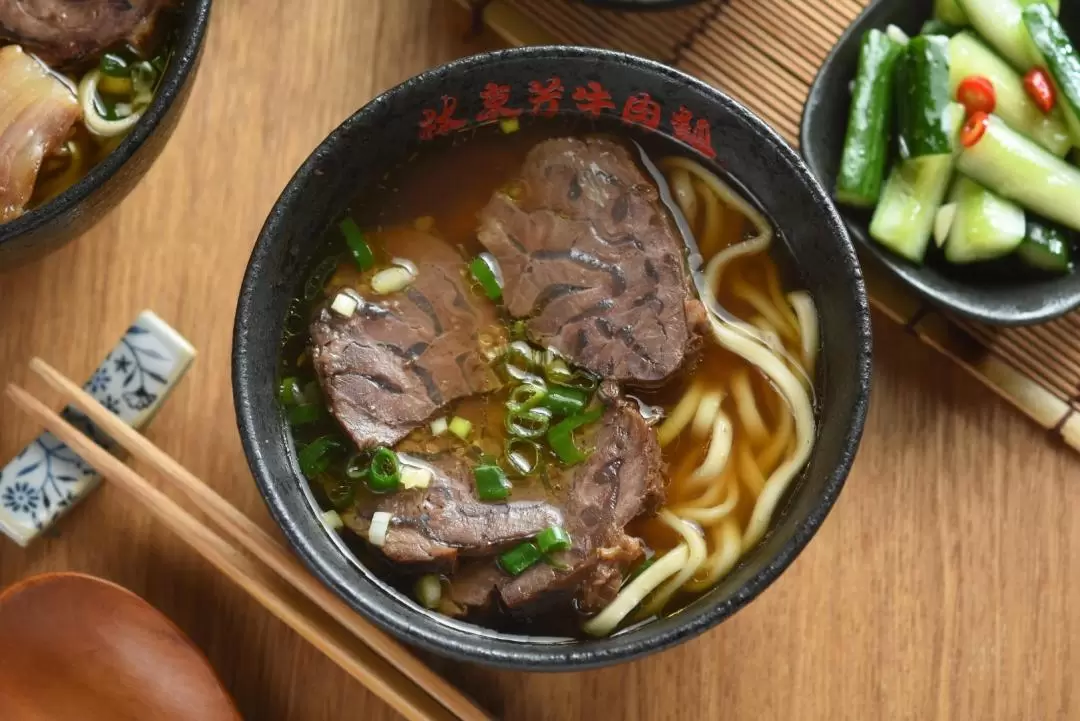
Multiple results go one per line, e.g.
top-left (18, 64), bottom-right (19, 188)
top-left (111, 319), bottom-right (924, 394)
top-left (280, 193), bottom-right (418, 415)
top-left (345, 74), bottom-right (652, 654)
top-left (0, 1), bottom-right (182, 223)
top-left (279, 118), bottom-right (818, 637)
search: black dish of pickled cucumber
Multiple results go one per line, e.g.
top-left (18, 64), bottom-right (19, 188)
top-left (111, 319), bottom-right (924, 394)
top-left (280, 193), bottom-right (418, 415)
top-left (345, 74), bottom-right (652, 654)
top-left (802, 0), bottom-right (1080, 325)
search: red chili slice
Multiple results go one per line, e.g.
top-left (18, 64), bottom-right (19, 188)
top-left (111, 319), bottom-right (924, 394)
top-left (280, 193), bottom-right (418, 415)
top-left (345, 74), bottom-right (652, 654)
top-left (957, 75), bottom-right (996, 115)
top-left (1023, 68), bottom-right (1056, 114)
top-left (960, 111), bottom-right (989, 149)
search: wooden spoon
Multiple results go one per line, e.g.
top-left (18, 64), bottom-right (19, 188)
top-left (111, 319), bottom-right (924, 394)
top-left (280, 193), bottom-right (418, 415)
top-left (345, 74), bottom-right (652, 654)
top-left (0, 572), bottom-right (241, 721)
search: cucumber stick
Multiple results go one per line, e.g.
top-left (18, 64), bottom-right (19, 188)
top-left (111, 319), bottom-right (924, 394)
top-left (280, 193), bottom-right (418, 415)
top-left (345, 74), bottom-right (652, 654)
top-left (870, 155), bottom-right (956, 262)
top-left (1017, 220), bottom-right (1072, 272)
top-left (957, 115), bottom-right (1080, 232)
top-left (934, 0), bottom-right (968, 26)
top-left (943, 177), bottom-right (1026, 263)
top-left (1023, 4), bottom-right (1080, 146)
top-left (949, 32), bottom-right (1071, 156)
top-left (836, 30), bottom-right (904, 207)
top-left (957, 0), bottom-right (1038, 70)
top-left (896, 36), bottom-right (953, 159)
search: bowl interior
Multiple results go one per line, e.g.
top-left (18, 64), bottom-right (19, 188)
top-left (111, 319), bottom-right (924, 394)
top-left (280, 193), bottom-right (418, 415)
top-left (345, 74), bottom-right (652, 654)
top-left (234, 47), bottom-right (871, 670)
top-left (0, 0), bottom-right (212, 256)
top-left (801, 0), bottom-right (1080, 326)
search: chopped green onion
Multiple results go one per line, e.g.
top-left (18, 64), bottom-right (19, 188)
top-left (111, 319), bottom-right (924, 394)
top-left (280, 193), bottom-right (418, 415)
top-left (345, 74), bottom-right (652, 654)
top-left (287, 403), bottom-right (323, 426)
top-left (430, 416), bottom-right (448, 436)
top-left (340, 217), bottom-right (375, 270)
top-left (536, 526), bottom-right (572, 554)
top-left (99, 52), bottom-right (129, 77)
top-left (506, 383), bottom-right (547, 412)
top-left (368, 511), bottom-right (392, 547)
top-left (503, 438), bottom-right (543, 477)
top-left (545, 360), bottom-right (599, 391)
top-left (324, 478), bottom-right (357, 509)
top-left (499, 541), bottom-right (542, 575)
top-left (509, 319), bottom-right (528, 341)
top-left (504, 341), bottom-right (541, 379)
top-left (278, 376), bottom-right (303, 406)
top-left (330, 291), bottom-right (359, 317)
top-left (545, 385), bottom-right (589, 416)
top-left (505, 406), bottom-right (552, 439)
top-left (474, 464), bottom-right (511, 501)
top-left (499, 117), bottom-right (520, 134)
top-left (298, 436), bottom-right (341, 478)
top-left (400, 466), bottom-right (433, 490)
top-left (367, 447), bottom-right (400, 492)
top-left (321, 509), bottom-right (344, 531)
top-left (371, 265), bottom-right (416, 295)
top-left (415, 574), bottom-right (442, 609)
top-left (98, 73), bottom-right (133, 96)
top-left (449, 416), bottom-right (472, 440)
top-left (547, 407), bottom-right (603, 465)
top-left (344, 453), bottom-right (369, 481)
top-left (469, 254), bottom-right (503, 301)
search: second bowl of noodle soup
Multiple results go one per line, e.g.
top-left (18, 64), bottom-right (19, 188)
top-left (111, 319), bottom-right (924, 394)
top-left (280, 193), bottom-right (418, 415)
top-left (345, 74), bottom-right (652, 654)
top-left (234, 46), bottom-right (871, 669)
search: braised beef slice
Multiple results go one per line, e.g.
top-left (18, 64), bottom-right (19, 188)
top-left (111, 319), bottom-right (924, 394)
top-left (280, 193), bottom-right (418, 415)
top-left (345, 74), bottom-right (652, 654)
top-left (343, 455), bottom-right (562, 569)
top-left (311, 228), bottom-right (502, 451)
top-left (0, 0), bottom-right (175, 66)
top-left (477, 137), bottom-right (703, 386)
top-left (499, 400), bottom-right (664, 612)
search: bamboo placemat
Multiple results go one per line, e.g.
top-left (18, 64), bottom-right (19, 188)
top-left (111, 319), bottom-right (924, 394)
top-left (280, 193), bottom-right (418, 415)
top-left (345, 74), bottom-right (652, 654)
top-left (455, 0), bottom-right (1080, 452)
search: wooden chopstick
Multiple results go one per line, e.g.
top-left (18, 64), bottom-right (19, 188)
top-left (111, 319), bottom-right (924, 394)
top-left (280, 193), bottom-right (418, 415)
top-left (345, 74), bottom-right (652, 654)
top-left (6, 378), bottom-right (485, 721)
top-left (26, 358), bottom-right (489, 721)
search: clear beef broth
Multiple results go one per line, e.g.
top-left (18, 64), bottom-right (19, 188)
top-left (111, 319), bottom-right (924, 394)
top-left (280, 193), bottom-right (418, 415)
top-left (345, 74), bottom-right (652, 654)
top-left (279, 115), bottom-right (815, 637)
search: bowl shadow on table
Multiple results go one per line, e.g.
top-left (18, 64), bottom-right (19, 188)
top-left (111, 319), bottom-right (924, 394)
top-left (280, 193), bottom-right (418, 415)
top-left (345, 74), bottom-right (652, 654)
top-left (801, 0), bottom-right (1080, 326)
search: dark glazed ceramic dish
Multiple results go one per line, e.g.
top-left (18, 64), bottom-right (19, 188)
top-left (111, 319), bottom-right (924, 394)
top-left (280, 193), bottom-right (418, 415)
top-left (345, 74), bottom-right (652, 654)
top-left (802, 0), bottom-right (1080, 326)
top-left (0, 0), bottom-right (213, 268)
top-left (234, 46), bottom-right (872, 670)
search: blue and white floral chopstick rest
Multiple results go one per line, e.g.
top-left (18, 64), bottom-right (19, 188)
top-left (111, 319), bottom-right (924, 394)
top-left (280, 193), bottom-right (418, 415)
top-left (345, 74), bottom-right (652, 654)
top-left (0, 311), bottom-right (195, 546)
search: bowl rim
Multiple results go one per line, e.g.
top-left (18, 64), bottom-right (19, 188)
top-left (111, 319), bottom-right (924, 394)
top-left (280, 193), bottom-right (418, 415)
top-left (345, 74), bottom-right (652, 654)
top-left (799, 0), bottom-right (1080, 326)
top-left (234, 44), bottom-right (872, 670)
top-left (0, 0), bottom-right (213, 248)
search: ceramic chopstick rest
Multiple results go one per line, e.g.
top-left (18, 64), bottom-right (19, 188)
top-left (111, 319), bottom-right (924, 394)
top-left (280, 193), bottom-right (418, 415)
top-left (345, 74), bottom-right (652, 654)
top-left (0, 311), bottom-right (195, 546)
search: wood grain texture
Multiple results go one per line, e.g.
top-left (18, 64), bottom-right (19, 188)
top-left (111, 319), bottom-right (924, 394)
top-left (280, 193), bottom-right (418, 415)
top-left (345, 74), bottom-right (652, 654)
top-left (0, 2), bottom-right (1076, 719)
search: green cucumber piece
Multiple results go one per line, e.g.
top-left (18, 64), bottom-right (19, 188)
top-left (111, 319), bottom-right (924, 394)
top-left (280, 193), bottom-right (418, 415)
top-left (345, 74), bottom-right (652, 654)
top-left (943, 176), bottom-right (1026, 263)
top-left (1023, 3), bottom-right (1080, 146)
top-left (949, 32), bottom-right (1071, 156)
top-left (896, 36), bottom-right (953, 159)
top-left (835, 29), bottom-right (904, 207)
top-left (957, 114), bottom-right (1080, 232)
top-left (870, 154), bottom-right (956, 263)
top-left (1016, 219), bottom-right (1072, 272)
top-left (934, 0), bottom-right (969, 26)
top-left (957, 0), bottom-right (1038, 70)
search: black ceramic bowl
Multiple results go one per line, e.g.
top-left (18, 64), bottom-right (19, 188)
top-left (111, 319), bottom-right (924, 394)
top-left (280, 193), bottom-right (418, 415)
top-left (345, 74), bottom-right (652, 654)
top-left (802, 0), bottom-right (1080, 326)
top-left (234, 46), bottom-right (872, 670)
top-left (0, 0), bottom-right (212, 268)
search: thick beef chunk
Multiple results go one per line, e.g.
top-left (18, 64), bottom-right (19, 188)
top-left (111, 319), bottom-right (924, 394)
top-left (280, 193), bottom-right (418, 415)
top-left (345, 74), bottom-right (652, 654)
top-left (499, 400), bottom-right (664, 612)
top-left (311, 228), bottom-right (502, 450)
top-left (343, 455), bottom-right (563, 569)
top-left (0, 0), bottom-right (174, 66)
top-left (477, 137), bottom-right (703, 386)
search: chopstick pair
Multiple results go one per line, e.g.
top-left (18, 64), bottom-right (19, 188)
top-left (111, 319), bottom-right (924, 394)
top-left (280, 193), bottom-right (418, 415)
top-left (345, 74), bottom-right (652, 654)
top-left (6, 358), bottom-right (490, 721)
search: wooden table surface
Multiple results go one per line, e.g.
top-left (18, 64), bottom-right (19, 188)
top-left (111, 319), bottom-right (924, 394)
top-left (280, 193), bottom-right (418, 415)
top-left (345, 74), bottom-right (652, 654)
top-left (1, 2), bottom-right (1076, 719)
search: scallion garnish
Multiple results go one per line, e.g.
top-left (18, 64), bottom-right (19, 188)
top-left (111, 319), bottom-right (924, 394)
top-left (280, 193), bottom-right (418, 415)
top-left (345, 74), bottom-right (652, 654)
top-left (344, 453), bottom-right (369, 481)
top-left (469, 254), bottom-right (503, 301)
top-left (287, 403), bottom-right (322, 426)
top-left (503, 438), bottom-right (543, 477)
top-left (340, 217), bottom-right (375, 270)
top-left (415, 574), bottom-right (442, 609)
top-left (298, 436), bottom-right (340, 478)
top-left (278, 376), bottom-right (303, 406)
top-left (506, 383), bottom-right (547, 412)
top-left (367, 447), bottom-right (401, 493)
top-left (544, 384), bottom-right (589, 416)
top-left (449, 416), bottom-right (473, 440)
top-left (536, 525), bottom-right (572, 554)
top-left (547, 407), bottom-right (603, 465)
top-left (505, 406), bottom-right (552, 439)
top-left (498, 541), bottom-right (543, 576)
top-left (474, 464), bottom-right (511, 501)
top-left (324, 478), bottom-right (357, 509)
top-left (99, 52), bottom-right (129, 77)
